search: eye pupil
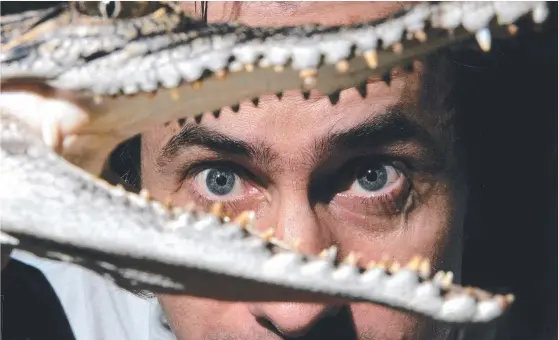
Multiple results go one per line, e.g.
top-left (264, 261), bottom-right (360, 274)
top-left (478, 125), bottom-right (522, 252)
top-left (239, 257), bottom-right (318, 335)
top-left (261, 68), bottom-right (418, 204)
top-left (98, 0), bottom-right (120, 18)
top-left (357, 165), bottom-right (388, 192)
top-left (206, 169), bottom-right (236, 196)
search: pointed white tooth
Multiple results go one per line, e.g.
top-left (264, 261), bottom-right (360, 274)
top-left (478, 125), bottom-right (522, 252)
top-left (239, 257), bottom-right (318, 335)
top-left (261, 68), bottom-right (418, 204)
top-left (438, 294), bottom-right (477, 322)
top-left (332, 264), bottom-right (359, 281)
top-left (215, 224), bottom-right (244, 239)
top-left (232, 45), bottom-right (262, 64)
top-left (383, 269), bottom-right (419, 300)
top-left (176, 59), bottom-right (204, 82)
top-left (430, 2), bottom-right (462, 30)
top-left (262, 252), bottom-right (302, 276)
top-left (461, 3), bottom-right (495, 32)
top-left (376, 17), bottom-right (406, 49)
top-left (475, 28), bottom-right (491, 52)
top-left (300, 259), bottom-right (332, 276)
top-left (360, 267), bottom-right (387, 289)
top-left (192, 215), bottom-right (221, 231)
top-left (201, 50), bottom-right (231, 73)
top-left (408, 281), bottom-right (443, 315)
top-left (473, 298), bottom-right (503, 322)
top-left (493, 2), bottom-right (532, 24)
top-left (344, 26), bottom-right (378, 53)
top-left (403, 3), bottom-right (431, 32)
top-left (532, 2), bottom-right (549, 24)
top-left (157, 64), bottom-right (181, 88)
top-left (319, 38), bottom-right (352, 64)
top-left (291, 44), bottom-right (321, 70)
top-left (166, 212), bottom-right (195, 232)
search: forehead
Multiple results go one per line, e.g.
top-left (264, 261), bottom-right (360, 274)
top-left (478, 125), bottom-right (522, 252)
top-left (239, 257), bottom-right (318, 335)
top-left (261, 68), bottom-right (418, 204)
top-left (180, 1), bottom-right (410, 26)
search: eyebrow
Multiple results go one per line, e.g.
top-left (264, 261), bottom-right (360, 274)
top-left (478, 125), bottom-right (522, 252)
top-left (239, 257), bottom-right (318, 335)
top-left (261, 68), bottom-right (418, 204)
top-left (157, 123), bottom-right (276, 168)
top-left (157, 107), bottom-right (442, 169)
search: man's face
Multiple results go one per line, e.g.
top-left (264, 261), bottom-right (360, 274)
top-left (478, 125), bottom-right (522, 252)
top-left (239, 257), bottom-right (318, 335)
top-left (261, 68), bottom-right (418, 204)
top-left (140, 2), bottom-right (467, 339)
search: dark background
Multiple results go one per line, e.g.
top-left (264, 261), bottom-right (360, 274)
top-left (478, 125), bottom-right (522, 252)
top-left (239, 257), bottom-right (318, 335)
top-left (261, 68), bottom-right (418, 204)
top-left (3, 2), bottom-right (557, 340)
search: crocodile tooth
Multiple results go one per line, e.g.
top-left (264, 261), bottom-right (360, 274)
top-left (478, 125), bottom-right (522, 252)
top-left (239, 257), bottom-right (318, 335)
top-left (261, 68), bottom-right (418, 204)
top-left (210, 202), bottom-right (224, 218)
top-left (266, 42), bottom-right (293, 67)
top-left (212, 109), bottom-right (221, 118)
top-left (327, 90), bottom-right (341, 105)
top-left (332, 263), bottom-right (359, 281)
top-left (345, 26), bottom-right (378, 53)
top-left (360, 266), bottom-right (387, 286)
top-left (191, 81), bottom-right (203, 90)
top-left (409, 281), bottom-right (443, 315)
top-left (300, 258), bottom-right (332, 276)
top-left (439, 294), bottom-right (477, 322)
top-left (194, 114), bottom-right (203, 124)
top-left (335, 60), bottom-right (349, 73)
top-left (263, 252), bottom-right (303, 276)
top-left (291, 45), bottom-right (321, 70)
top-left (233, 210), bottom-right (255, 228)
top-left (356, 81), bottom-right (368, 98)
top-left (376, 17), bottom-right (406, 49)
top-left (139, 189), bottom-right (151, 200)
top-left (232, 45), bottom-right (262, 65)
top-left (383, 268), bottom-right (419, 300)
top-left (176, 60), bottom-right (204, 82)
top-left (507, 24), bottom-right (518, 36)
top-left (461, 3), bottom-right (495, 32)
top-left (475, 28), bottom-right (492, 52)
top-left (192, 214), bottom-right (222, 232)
top-left (299, 69), bottom-right (318, 89)
top-left (319, 37), bottom-right (352, 64)
top-left (419, 258), bottom-right (431, 279)
top-left (229, 104), bottom-right (240, 113)
top-left (319, 245), bottom-right (338, 261)
top-left (532, 2), bottom-right (550, 24)
top-left (381, 72), bottom-right (391, 86)
top-left (260, 227), bottom-right (275, 241)
top-left (392, 42), bottom-right (404, 54)
top-left (273, 65), bottom-right (284, 72)
top-left (363, 50), bottom-right (378, 69)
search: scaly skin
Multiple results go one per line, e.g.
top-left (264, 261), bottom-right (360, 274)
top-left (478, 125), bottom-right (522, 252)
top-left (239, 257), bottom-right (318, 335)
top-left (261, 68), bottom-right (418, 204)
top-left (0, 1), bottom-right (550, 327)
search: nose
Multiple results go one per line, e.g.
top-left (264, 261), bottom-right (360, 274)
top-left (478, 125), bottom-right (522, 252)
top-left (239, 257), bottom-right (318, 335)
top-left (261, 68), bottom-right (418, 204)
top-left (249, 190), bottom-right (341, 336)
top-left (248, 302), bottom-right (340, 337)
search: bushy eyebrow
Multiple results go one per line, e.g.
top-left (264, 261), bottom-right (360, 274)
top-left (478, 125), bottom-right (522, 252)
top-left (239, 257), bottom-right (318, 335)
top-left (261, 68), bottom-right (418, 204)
top-left (156, 123), bottom-right (277, 168)
top-left (156, 106), bottom-right (442, 172)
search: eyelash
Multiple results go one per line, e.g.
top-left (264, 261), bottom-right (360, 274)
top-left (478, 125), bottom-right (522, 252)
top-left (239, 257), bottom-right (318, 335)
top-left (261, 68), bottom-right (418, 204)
top-left (179, 158), bottom-right (412, 214)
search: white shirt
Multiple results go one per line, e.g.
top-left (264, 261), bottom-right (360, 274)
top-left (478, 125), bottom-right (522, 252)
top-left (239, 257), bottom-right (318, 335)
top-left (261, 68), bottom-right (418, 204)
top-left (10, 250), bottom-right (176, 340)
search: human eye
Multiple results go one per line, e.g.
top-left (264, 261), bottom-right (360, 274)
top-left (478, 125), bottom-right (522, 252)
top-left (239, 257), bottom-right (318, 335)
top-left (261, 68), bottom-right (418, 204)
top-left (193, 166), bottom-right (245, 200)
top-left (175, 161), bottom-right (263, 213)
top-left (336, 159), bottom-right (411, 216)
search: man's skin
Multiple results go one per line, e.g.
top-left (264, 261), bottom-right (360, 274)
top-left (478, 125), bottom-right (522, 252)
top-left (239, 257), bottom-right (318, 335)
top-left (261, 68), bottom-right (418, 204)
top-left (140, 2), bottom-right (468, 340)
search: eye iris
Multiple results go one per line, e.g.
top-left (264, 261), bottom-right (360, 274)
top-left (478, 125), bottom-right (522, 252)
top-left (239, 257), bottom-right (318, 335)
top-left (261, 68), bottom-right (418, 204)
top-left (357, 165), bottom-right (388, 191)
top-left (206, 169), bottom-right (236, 196)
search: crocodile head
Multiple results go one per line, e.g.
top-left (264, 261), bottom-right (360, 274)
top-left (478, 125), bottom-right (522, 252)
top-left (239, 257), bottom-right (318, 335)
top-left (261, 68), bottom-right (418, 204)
top-left (1, 1), bottom-right (549, 174)
top-left (0, 0), bottom-right (552, 332)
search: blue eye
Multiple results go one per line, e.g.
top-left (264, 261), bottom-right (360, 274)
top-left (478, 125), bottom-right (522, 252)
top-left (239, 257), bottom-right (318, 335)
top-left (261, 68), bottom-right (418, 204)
top-left (356, 165), bottom-right (388, 192)
top-left (204, 168), bottom-right (237, 196)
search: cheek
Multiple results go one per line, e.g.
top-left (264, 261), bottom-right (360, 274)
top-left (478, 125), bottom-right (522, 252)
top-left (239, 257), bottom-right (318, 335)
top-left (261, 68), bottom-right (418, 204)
top-left (158, 295), bottom-right (254, 338)
top-left (321, 182), bottom-right (458, 269)
top-left (350, 303), bottom-right (448, 339)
